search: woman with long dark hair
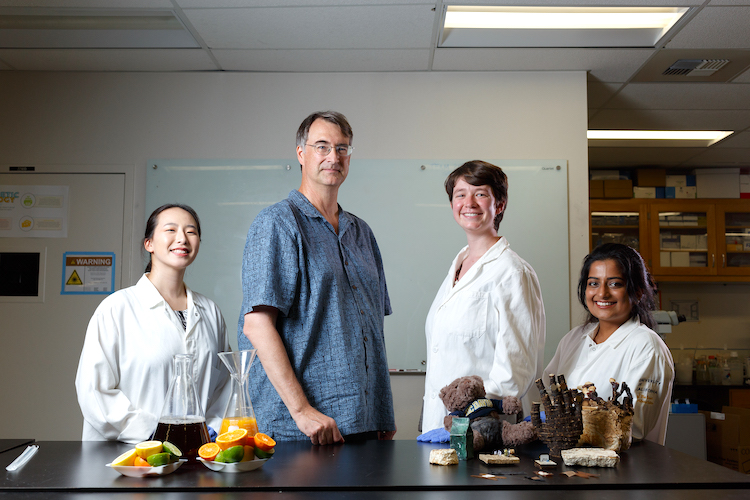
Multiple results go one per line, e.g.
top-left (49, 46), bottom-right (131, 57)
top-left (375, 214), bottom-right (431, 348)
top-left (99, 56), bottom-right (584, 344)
top-left (75, 204), bottom-right (231, 443)
top-left (545, 243), bottom-right (674, 444)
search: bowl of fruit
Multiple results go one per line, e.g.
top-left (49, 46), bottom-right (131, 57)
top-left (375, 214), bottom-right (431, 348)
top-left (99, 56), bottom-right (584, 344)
top-left (107, 440), bottom-right (186, 477)
top-left (197, 429), bottom-right (275, 473)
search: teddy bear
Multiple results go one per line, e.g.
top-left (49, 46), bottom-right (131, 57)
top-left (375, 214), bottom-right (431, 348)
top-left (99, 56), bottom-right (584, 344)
top-left (440, 375), bottom-right (537, 453)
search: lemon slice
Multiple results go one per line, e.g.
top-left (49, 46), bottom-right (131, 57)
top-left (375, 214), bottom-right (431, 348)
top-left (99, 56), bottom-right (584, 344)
top-left (135, 440), bottom-right (163, 459)
top-left (111, 449), bottom-right (137, 466)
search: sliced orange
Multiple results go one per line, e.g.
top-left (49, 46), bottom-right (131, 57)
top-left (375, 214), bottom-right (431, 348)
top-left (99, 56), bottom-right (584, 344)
top-left (198, 442), bottom-right (221, 461)
top-left (254, 432), bottom-right (276, 452)
top-left (215, 428), bottom-right (248, 450)
top-left (133, 456), bottom-right (151, 467)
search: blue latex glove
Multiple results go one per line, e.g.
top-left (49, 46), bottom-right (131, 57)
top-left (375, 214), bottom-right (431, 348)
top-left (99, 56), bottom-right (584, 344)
top-left (208, 425), bottom-right (218, 442)
top-left (417, 428), bottom-right (450, 443)
top-left (523, 410), bottom-right (546, 423)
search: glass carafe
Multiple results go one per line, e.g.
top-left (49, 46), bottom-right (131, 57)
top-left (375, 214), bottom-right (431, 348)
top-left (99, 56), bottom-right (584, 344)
top-left (218, 350), bottom-right (259, 437)
top-left (152, 354), bottom-right (210, 459)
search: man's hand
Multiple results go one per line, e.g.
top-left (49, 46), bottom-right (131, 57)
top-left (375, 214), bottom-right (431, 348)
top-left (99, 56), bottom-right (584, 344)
top-left (244, 308), bottom-right (343, 446)
top-left (293, 407), bottom-right (344, 445)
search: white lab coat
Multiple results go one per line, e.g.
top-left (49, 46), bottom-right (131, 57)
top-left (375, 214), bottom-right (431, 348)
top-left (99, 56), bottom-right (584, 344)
top-left (544, 317), bottom-right (675, 445)
top-left (422, 237), bottom-right (546, 432)
top-left (75, 274), bottom-right (232, 443)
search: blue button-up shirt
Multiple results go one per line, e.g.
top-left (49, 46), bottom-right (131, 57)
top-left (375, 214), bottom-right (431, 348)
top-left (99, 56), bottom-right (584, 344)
top-left (238, 190), bottom-right (394, 440)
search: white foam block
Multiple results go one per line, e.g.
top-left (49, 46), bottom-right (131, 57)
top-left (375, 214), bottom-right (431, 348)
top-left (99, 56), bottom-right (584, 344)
top-left (561, 448), bottom-right (619, 467)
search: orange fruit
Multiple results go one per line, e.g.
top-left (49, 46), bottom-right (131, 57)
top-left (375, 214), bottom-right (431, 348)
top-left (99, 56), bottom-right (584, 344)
top-left (246, 434), bottom-right (255, 448)
top-left (134, 456), bottom-right (150, 467)
top-left (215, 428), bottom-right (248, 450)
top-left (254, 433), bottom-right (276, 452)
top-left (198, 442), bottom-right (221, 461)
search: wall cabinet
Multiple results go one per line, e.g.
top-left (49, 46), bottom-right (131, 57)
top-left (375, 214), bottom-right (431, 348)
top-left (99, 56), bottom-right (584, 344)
top-left (590, 199), bottom-right (750, 282)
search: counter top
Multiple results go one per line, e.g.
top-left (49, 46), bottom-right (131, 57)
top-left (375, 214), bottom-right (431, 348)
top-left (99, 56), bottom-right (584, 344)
top-left (1, 439), bottom-right (748, 497)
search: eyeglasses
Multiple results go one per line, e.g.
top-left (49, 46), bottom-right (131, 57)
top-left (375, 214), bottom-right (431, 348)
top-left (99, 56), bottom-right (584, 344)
top-left (305, 143), bottom-right (354, 157)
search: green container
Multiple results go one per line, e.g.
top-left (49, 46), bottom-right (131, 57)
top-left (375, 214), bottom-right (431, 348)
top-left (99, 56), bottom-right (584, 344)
top-left (449, 417), bottom-right (474, 460)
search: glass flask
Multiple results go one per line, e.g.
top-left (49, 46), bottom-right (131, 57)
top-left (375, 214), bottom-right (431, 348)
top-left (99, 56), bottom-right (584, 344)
top-left (152, 354), bottom-right (210, 459)
top-left (218, 349), bottom-right (259, 437)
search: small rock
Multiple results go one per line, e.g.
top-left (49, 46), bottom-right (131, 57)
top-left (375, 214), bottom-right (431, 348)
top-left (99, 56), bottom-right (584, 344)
top-left (561, 448), bottom-right (619, 467)
top-left (429, 448), bottom-right (459, 465)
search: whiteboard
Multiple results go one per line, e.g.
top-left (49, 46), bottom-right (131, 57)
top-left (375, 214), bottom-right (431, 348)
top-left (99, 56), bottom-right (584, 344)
top-left (146, 159), bottom-right (569, 370)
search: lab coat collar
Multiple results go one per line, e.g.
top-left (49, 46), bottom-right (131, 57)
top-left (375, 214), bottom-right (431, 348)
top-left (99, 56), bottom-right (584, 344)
top-left (136, 274), bottom-right (203, 334)
top-left (583, 317), bottom-right (641, 350)
top-left (447, 237), bottom-right (509, 296)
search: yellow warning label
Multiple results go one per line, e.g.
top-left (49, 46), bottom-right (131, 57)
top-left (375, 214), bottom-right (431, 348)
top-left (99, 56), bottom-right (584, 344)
top-left (66, 270), bottom-right (83, 286)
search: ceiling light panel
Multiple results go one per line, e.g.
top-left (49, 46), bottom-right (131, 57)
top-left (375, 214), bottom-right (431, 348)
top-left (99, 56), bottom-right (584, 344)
top-left (588, 130), bottom-right (733, 148)
top-left (440, 6), bottom-right (689, 48)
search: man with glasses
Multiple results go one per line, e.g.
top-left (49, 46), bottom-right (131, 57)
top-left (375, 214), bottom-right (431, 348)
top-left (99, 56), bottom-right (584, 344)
top-left (239, 111), bottom-right (396, 445)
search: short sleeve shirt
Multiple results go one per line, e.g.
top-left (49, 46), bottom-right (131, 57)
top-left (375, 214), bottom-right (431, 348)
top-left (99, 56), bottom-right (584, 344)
top-left (238, 190), bottom-right (395, 440)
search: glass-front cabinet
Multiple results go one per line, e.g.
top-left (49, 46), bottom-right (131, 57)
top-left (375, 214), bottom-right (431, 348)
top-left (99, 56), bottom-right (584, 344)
top-left (590, 200), bottom-right (650, 265)
top-left (650, 203), bottom-right (716, 276)
top-left (717, 204), bottom-right (750, 276)
top-left (590, 199), bottom-right (750, 281)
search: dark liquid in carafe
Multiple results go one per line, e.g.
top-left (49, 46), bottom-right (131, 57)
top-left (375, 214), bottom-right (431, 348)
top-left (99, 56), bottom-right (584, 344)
top-left (151, 417), bottom-right (209, 460)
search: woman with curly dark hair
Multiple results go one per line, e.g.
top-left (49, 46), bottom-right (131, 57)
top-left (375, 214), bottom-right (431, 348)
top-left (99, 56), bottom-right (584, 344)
top-left (545, 243), bottom-right (674, 445)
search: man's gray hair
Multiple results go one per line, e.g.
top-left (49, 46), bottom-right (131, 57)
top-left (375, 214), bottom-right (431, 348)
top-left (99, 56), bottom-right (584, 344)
top-left (296, 111), bottom-right (353, 149)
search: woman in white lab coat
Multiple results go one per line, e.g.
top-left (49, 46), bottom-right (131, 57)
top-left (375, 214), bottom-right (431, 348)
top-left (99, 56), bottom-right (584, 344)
top-left (75, 204), bottom-right (231, 443)
top-left (545, 243), bottom-right (674, 445)
top-left (421, 161), bottom-right (546, 434)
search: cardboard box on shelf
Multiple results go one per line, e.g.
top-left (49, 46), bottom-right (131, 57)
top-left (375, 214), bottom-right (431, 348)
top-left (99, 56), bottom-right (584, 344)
top-left (676, 186), bottom-right (697, 199)
top-left (703, 406), bottom-right (750, 474)
top-left (604, 179), bottom-right (633, 199)
top-left (633, 186), bottom-right (656, 198)
top-left (694, 168), bottom-right (740, 198)
top-left (680, 234), bottom-right (697, 249)
top-left (671, 252), bottom-right (690, 267)
top-left (741, 175), bottom-right (750, 199)
top-left (660, 251), bottom-right (671, 267)
top-left (590, 170), bottom-right (622, 180)
top-left (590, 180), bottom-right (604, 198)
top-left (636, 168), bottom-right (666, 187)
top-left (667, 175), bottom-right (687, 187)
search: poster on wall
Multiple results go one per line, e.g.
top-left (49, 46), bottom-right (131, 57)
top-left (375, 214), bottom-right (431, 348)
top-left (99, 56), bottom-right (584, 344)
top-left (61, 252), bottom-right (115, 295)
top-left (0, 185), bottom-right (69, 238)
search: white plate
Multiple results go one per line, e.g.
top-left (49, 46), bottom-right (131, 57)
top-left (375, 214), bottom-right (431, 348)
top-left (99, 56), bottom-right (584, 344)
top-left (106, 459), bottom-right (187, 477)
top-left (197, 457), bottom-right (268, 473)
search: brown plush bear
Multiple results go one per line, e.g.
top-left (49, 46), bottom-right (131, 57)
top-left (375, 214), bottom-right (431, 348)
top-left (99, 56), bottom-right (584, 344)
top-left (440, 375), bottom-right (537, 453)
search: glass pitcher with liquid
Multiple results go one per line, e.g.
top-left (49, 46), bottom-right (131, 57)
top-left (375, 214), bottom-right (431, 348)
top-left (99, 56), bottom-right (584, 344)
top-left (152, 354), bottom-right (210, 459)
top-left (218, 350), bottom-right (259, 437)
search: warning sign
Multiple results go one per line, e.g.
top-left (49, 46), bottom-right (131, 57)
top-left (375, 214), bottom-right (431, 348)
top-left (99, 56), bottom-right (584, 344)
top-left (66, 270), bottom-right (83, 286)
top-left (61, 252), bottom-right (115, 295)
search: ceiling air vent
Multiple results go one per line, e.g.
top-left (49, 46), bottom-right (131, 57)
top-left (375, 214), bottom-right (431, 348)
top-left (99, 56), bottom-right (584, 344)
top-left (662, 59), bottom-right (729, 77)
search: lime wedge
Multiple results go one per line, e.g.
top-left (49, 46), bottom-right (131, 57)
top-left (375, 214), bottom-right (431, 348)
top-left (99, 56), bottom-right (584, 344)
top-left (162, 441), bottom-right (182, 458)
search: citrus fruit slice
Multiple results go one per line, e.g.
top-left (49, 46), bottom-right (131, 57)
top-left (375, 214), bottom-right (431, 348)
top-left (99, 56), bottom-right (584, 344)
top-left (254, 446), bottom-right (275, 459)
top-left (216, 428), bottom-right (248, 450)
top-left (134, 456), bottom-right (151, 467)
top-left (135, 440), bottom-right (163, 459)
top-left (222, 445), bottom-right (245, 463)
top-left (146, 452), bottom-right (173, 467)
top-left (111, 449), bottom-right (137, 467)
top-left (198, 442), bottom-right (221, 461)
top-left (162, 441), bottom-right (182, 459)
top-left (254, 433), bottom-right (276, 452)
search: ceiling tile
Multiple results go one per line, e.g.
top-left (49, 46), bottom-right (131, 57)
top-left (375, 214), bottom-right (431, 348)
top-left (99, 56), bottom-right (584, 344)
top-left (432, 48), bottom-right (655, 82)
top-left (734, 68), bottom-right (750, 82)
top-left (714, 130), bottom-right (750, 148)
top-left (666, 6), bottom-right (750, 49)
top-left (589, 109), bottom-right (750, 131)
top-left (683, 147), bottom-right (750, 166)
top-left (0, 49), bottom-right (218, 71)
top-left (587, 81), bottom-right (624, 109)
top-left (0, 0), bottom-right (173, 6)
top-left (213, 48), bottom-right (430, 72)
top-left (604, 82), bottom-right (750, 110)
top-left (182, 5), bottom-right (436, 50)
top-left (176, 0), bottom-right (430, 6)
